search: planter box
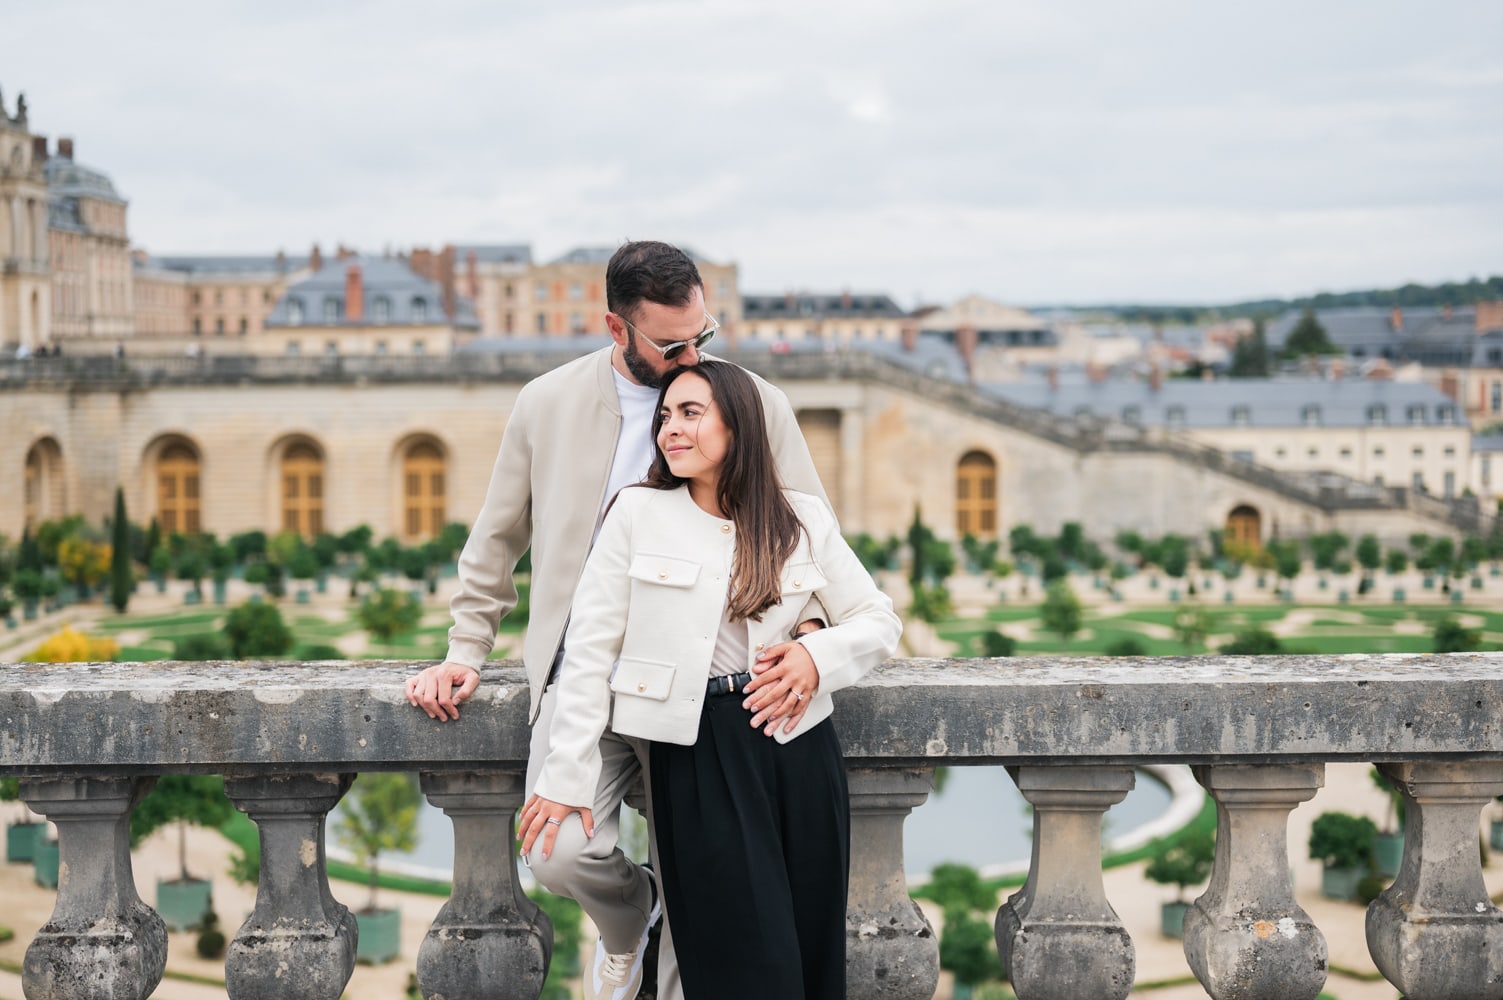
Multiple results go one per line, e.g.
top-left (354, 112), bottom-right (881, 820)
top-left (157, 877), bottom-right (214, 931)
top-left (33, 838), bottom-right (59, 888)
top-left (356, 907), bottom-right (401, 964)
top-left (1320, 864), bottom-right (1363, 901)
top-left (6, 821), bottom-right (45, 863)
top-left (1160, 900), bottom-right (1190, 939)
top-left (1374, 831), bottom-right (1404, 878)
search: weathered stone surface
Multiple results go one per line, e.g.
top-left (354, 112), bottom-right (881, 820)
top-left (996, 766), bottom-right (1136, 1000)
top-left (6, 656), bottom-right (1503, 775)
top-left (416, 770), bottom-right (551, 1000)
top-left (1366, 761), bottom-right (1503, 1000)
top-left (20, 776), bottom-right (167, 1000)
top-left (845, 768), bottom-right (940, 1000)
top-left (1183, 764), bottom-right (1328, 1000)
top-left (224, 773), bottom-right (357, 1000)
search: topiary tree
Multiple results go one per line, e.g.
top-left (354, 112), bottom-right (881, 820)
top-left (1039, 580), bottom-right (1083, 650)
top-left (109, 487), bottom-right (132, 613)
top-left (222, 601), bottom-right (294, 659)
top-left (1172, 604), bottom-right (1212, 652)
top-left (358, 587), bottom-right (423, 651)
top-left (1144, 827), bottom-right (1216, 902)
top-left (1308, 812), bottom-right (1376, 871)
top-left (131, 775), bottom-right (237, 883)
top-left (335, 772), bottom-right (421, 912)
top-left (1219, 628), bottom-right (1282, 656)
top-left (1433, 616), bottom-right (1481, 653)
top-left (1103, 636), bottom-right (1149, 657)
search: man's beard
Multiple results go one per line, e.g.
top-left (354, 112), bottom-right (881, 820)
top-left (622, 335), bottom-right (666, 388)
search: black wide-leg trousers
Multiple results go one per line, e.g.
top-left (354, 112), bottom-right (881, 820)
top-left (649, 690), bottom-right (850, 1000)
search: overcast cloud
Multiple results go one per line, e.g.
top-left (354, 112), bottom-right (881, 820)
top-left (7, 0), bottom-right (1502, 305)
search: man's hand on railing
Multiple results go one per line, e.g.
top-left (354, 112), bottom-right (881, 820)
top-left (406, 661), bottom-right (481, 721)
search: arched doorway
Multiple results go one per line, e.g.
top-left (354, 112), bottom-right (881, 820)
top-left (956, 450), bottom-right (998, 537)
top-left (280, 441), bottom-right (325, 537)
top-left (156, 440), bottom-right (202, 535)
top-left (24, 438), bottom-right (65, 529)
top-left (1225, 505), bottom-right (1262, 550)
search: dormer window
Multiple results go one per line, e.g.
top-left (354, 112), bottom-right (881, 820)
top-left (1122, 405), bottom-right (1141, 423)
top-left (1437, 405), bottom-right (1457, 424)
top-left (1406, 405), bottom-right (1426, 425)
top-left (411, 297), bottom-right (428, 322)
top-left (1300, 405), bottom-right (1321, 427)
top-left (1166, 405), bottom-right (1186, 426)
top-left (371, 296), bottom-right (391, 323)
top-left (1366, 404), bottom-right (1387, 426)
top-left (322, 297), bottom-right (341, 324)
top-left (1231, 405), bottom-right (1250, 426)
top-left (286, 298), bottom-right (304, 326)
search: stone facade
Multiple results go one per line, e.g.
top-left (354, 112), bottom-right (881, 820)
top-left (45, 138), bottom-right (132, 344)
top-left (0, 95), bottom-right (49, 352)
top-left (1, 351), bottom-right (1480, 546)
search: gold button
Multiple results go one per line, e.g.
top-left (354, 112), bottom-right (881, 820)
top-left (720, 524), bottom-right (731, 533)
top-left (658, 570), bottom-right (668, 580)
top-left (637, 682), bottom-right (647, 692)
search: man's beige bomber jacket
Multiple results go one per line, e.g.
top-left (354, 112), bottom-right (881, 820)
top-left (444, 346), bottom-right (828, 722)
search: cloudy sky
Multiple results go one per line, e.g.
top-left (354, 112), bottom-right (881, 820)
top-left (8, 1), bottom-right (1502, 306)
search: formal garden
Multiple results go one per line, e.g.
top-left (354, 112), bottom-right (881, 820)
top-left (4, 501), bottom-right (1503, 998)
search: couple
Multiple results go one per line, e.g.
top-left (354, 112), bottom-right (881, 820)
top-left (407, 241), bottom-right (901, 1000)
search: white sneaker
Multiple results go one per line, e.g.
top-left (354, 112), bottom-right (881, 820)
top-left (584, 866), bottom-right (662, 1000)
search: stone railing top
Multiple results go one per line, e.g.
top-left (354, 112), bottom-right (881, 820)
top-left (4, 654), bottom-right (1502, 774)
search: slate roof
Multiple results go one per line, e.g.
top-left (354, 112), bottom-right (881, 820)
top-left (266, 256), bottom-right (478, 329)
top-left (453, 244), bottom-right (533, 265)
top-left (742, 293), bottom-right (906, 320)
top-left (1266, 307), bottom-right (1484, 367)
top-left (137, 255), bottom-right (311, 276)
top-left (978, 377), bottom-right (1465, 429)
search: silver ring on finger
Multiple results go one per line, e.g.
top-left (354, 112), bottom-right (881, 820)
top-left (792, 690), bottom-right (805, 701)
top-left (545, 817), bottom-right (562, 826)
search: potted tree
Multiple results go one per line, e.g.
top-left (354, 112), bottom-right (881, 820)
top-left (1309, 811), bottom-right (1376, 901)
top-left (1370, 769), bottom-right (1405, 878)
top-left (1144, 827), bottom-right (1216, 937)
top-left (131, 775), bottom-right (236, 930)
top-left (1, 777), bottom-right (46, 863)
top-left (335, 772), bottom-right (420, 964)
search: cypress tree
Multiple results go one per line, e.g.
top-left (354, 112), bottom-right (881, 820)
top-left (109, 487), bottom-right (132, 613)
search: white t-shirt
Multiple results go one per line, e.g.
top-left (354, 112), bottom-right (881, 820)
top-left (600, 367), bottom-right (661, 529)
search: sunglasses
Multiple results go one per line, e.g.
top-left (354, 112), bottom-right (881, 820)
top-left (621, 311), bottom-right (719, 361)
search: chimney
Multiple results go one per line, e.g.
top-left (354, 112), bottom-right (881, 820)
top-left (1087, 360), bottom-right (1107, 383)
top-left (344, 264), bottom-right (364, 323)
top-left (1330, 357), bottom-right (1345, 381)
top-left (1201, 365), bottom-right (1214, 381)
top-left (955, 325), bottom-right (978, 375)
top-left (840, 289), bottom-right (853, 310)
top-left (1476, 301), bottom-right (1503, 333)
top-left (1148, 364), bottom-right (1163, 393)
top-left (409, 248), bottom-right (435, 280)
top-left (57, 137), bottom-right (74, 160)
top-left (466, 249), bottom-right (479, 299)
top-left (784, 290), bottom-right (797, 311)
top-left (275, 250), bottom-right (287, 273)
top-left (1046, 365), bottom-right (1059, 391)
top-left (336, 243), bottom-right (356, 261)
top-left (439, 245), bottom-right (457, 319)
top-left (900, 322), bottom-right (918, 352)
top-left (309, 243), bottom-right (323, 272)
top-left (30, 136), bottom-right (47, 163)
top-left (1390, 306), bottom-right (1403, 332)
top-left (1366, 357), bottom-right (1394, 381)
top-left (1443, 304), bottom-right (1454, 321)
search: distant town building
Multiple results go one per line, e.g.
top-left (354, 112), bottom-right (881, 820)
top-left (0, 92), bottom-right (50, 352)
top-left (45, 137), bottom-right (132, 344)
top-left (740, 291), bottom-right (905, 343)
top-left (1266, 305), bottom-right (1503, 367)
top-left (132, 251), bottom-right (311, 349)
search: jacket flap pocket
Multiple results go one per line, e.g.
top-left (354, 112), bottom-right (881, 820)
top-left (610, 657), bottom-right (676, 701)
top-left (779, 560), bottom-right (827, 596)
top-left (628, 553), bottom-right (701, 588)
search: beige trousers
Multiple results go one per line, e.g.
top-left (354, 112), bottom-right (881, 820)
top-left (524, 684), bottom-right (682, 999)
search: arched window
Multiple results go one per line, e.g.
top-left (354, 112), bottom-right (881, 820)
top-left (24, 438), bottom-right (65, 530)
top-left (1225, 505), bottom-right (1261, 550)
top-left (402, 440), bottom-right (446, 540)
top-left (157, 441), bottom-right (202, 535)
top-left (281, 442), bottom-right (324, 537)
top-left (956, 450), bottom-right (998, 537)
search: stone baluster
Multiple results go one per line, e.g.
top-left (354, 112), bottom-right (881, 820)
top-left (1182, 764), bottom-right (1328, 1000)
top-left (1367, 761), bottom-right (1503, 1000)
top-left (415, 770), bottom-right (551, 1000)
top-left (20, 776), bottom-right (167, 1000)
top-left (223, 773), bottom-right (357, 1000)
top-left (845, 767), bottom-right (941, 1000)
top-left (996, 766), bottom-right (1136, 1000)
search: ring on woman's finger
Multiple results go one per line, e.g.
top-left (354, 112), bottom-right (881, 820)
top-left (545, 817), bottom-right (562, 826)
top-left (792, 690), bottom-right (805, 701)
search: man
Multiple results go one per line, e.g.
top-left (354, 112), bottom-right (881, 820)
top-left (406, 240), bottom-right (827, 1000)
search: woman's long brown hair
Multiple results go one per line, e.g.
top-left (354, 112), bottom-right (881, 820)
top-left (638, 361), bottom-right (802, 621)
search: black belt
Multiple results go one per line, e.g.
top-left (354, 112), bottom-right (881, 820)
top-left (706, 672), bottom-right (754, 696)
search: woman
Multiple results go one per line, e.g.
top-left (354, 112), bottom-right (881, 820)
top-left (521, 360), bottom-right (901, 999)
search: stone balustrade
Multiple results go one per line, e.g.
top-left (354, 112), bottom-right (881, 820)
top-left (4, 654), bottom-right (1503, 1000)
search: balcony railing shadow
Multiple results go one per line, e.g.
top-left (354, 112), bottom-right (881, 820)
top-left (4, 655), bottom-right (1503, 1000)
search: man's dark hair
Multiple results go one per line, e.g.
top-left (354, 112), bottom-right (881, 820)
top-left (606, 241), bottom-right (702, 322)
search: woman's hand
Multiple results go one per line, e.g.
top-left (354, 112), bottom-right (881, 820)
top-left (743, 639), bottom-right (820, 736)
top-left (405, 662), bottom-right (481, 721)
top-left (517, 794), bottom-right (595, 861)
